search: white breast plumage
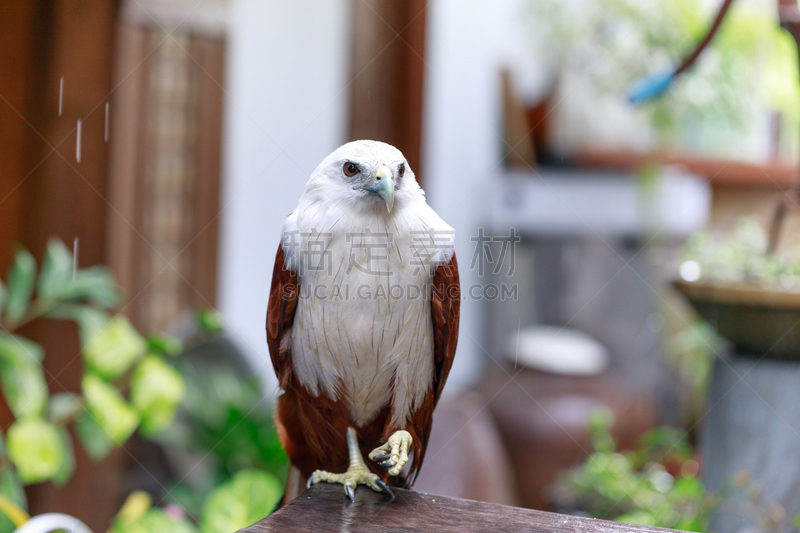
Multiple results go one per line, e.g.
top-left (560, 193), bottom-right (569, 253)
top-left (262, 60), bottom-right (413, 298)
top-left (282, 183), bottom-right (454, 428)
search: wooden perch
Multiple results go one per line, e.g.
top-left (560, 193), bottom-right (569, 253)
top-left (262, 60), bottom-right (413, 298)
top-left (240, 484), bottom-right (681, 532)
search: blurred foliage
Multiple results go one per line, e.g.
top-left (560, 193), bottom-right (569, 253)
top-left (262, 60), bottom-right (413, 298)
top-left (526, 0), bottom-right (800, 159)
top-left (553, 410), bottom-right (716, 531)
top-left (195, 308), bottom-right (225, 335)
top-left (0, 240), bottom-right (285, 532)
top-left (662, 320), bottom-right (718, 434)
top-left (115, 312), bottom-right (287, 532)
top-left (131, 355), bottom-right (186, 437)
top-left (681, 216), bottom-right (800, 287)
top-left (110, 467), bottom-right (282, 533)
top-left (554, 410), bottom-right (800, 532)
top-left (155, 346), bottom-right (288, 519)
top-left (199, 470), bottom-right (282, 533)
top-left (110, 491), bottom-right (197, 533)
top-left (0, 240), bottom-right (187, 532)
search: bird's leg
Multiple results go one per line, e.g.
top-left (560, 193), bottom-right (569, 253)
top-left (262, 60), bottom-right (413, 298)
top-left (369, 430), bottom-right (413, 477)
top-left (309, 427), bottom-right (394, 502)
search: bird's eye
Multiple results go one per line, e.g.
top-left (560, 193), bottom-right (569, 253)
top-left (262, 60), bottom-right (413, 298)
top-left (343, 162), bottom-right (360, 177)
top-left (398, 163), bottom-right (405, 177)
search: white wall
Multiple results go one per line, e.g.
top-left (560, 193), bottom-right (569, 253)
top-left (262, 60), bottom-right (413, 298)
top-left (219, 0), bottom-right (541, 396)
top-left (218, 0), bottom-right (351, 391)
top-left (423, 0), bottom-right (547, 392)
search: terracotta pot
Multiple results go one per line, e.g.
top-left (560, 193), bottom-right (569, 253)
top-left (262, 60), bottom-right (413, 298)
top-left (478, 366), bottom-right (658, 510)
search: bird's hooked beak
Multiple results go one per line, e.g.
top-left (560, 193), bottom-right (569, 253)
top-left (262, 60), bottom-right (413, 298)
top-left (358, 165), bottom-right (395, 213)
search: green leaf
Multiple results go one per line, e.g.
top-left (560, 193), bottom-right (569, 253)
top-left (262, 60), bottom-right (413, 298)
top-left (74, 411), bottom-right (112, 461)
top-left (672, 477), bottom-right (705, 500)
top-left (146, 333), bottom-right (183, 357)
top-left (0, 465), bottom-right (26, 533)
top-left (0, 466), bottom-right (26, 509)
top-left (47, 392), bottom-right (83, 425)
top-left (111, 508), bottom-right (197, 533)
top-left (0, 514), bottom-right (15, 533)
top-left (37, 239), bottom-right (72, 302)
top-left (0, 333), bottom-right (42, 364)
top-left (196, 309), bottom-right (224, 334)
top-left (82, 375), bottom-right (140, 444)
top-left (4, 249), bottom-right (36, 324)
top-left (200, 470), bottom-right (282, 533)
top-left (0, 333), bottom-right (48, 419)
top-left (114, 491), bottom-right (152, 523)
top-left (51, 427), bottom-right (75, 486)
top-left (54, 304), bottom-right (108, 331)
top-left (7, 418), bottom-right (65, 483)
top-left (63, 266), bottom-right (122, 308)
top-left (82, 315), bottom-right (147, 380)
top-left (131, 356), bottom-right (185, 437)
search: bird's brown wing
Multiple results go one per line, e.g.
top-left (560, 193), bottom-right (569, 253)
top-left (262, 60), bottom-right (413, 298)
top-left (431, 253), bottom-right (461, 403)
top-left (405, 253), bottom-right (460, 486)
top-left (266, 243), bottom-right (298, 389)
top-left (267, 242), bottom-right (363, 483)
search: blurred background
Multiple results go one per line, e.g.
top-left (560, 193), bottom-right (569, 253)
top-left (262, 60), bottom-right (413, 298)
top-left (2, 0), bottom-right (800, 532)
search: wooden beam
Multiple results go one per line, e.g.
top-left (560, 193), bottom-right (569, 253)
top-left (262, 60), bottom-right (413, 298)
top-left (348, 0), bottom-right (427, 183)
top-left (0, 1), bottom-right (123, 531)
top-left (576, 150), bottom-right (798, 189)
top-left (242, 484), bottom-right (681, 533)
top-left (0, 1), bottom-right (40, 273)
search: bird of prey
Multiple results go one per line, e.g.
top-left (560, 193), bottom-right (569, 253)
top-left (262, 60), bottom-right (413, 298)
top-left (267, 140), bottom-right (460, 501)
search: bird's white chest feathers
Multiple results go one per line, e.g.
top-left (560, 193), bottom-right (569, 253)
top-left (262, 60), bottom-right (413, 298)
top-left (282, 193), bottom-right (454, 428)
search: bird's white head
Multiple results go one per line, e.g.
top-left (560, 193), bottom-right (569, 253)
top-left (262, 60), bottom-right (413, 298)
top-left (304, 140), bottom-right (419, 215)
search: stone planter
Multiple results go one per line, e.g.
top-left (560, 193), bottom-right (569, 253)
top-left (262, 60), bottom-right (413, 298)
top-left (675, 280), bottom-right (800, 360)
top-left (675, 279), bottom-right (800, 531)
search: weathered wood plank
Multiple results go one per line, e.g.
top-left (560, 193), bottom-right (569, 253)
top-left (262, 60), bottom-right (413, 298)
top-left (240, 484), bottom-right (681, 533)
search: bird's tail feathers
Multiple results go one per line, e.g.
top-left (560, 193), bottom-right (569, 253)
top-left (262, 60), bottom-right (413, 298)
top-left (283, 463), bottom-right (305, 505)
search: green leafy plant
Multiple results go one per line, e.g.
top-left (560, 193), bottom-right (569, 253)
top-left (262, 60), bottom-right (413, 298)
top-left (198, 470), bottom-right (282, 533)
top-left (0, 239), bottom-right (186, 532)
top-left (103, 311), bottom-right (287, 532)
top-left (108, 469), bottom-right (282, 533)
top-left (680, 216), bottom-right (800, 288)
top-left (0, 240), bottom-right (286, 533)
top-left (553, 411), bottom-right (800, 532)
top-left (153, 329), bottom-right (288, 521)
top-left (552, 410), bottom-right (716, 531)
top-left (661, 319), bottom-right (718, 435)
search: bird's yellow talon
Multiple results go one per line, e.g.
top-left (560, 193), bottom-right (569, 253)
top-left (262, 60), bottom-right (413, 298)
top-left (370, 430), bottom-right (413, 477)
top-left (310, 428), bottom-right (393, 501)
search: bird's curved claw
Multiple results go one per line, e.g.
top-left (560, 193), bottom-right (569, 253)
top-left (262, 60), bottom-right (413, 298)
top-left (375, 479), bottom-right (395, 500)
top-left (345, 483), bottom-right (356, 503)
